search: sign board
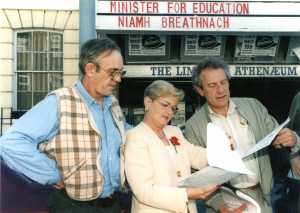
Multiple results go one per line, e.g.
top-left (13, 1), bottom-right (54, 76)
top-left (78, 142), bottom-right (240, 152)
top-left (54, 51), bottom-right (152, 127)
top-left (123, 64), bottom-right (300, 78)
top-left (96, 1), bottom-right (300, 32)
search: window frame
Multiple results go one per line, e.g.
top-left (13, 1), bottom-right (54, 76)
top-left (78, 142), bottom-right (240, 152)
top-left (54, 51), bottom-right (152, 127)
top-left (13, 29), bottom-right (64, 111)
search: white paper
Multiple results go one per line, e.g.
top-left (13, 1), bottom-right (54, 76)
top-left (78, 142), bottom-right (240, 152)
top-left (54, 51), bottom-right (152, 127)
top-left (207, 123), bottom-right (253, 175)
top-left (179, 118), bottom-right (290, 187)
top-left (179, 166), bottom-right (239, 187)
top-left (241, 118), bottom-right (290, 158)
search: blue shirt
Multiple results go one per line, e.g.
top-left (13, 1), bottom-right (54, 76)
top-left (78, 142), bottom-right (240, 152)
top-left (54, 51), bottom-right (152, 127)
top-left (0, 80), bottom-right (131, 198)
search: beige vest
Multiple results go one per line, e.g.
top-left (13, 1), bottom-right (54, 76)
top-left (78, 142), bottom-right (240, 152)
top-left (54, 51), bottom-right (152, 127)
top-left (39, 86), bottom-right (126, 201)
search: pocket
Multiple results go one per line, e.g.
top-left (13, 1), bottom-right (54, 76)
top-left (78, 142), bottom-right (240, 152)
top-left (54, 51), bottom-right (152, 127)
top-left (62, 158), bottom-right (86, 181)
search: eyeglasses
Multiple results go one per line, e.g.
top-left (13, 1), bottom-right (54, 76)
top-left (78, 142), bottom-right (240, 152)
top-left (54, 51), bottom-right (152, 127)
top-left (110, 70), bottom-right (126, 80)
top-left (156, 100), bottom-right (178, 114)
top-left (93, 62), bottom-right (126, 80)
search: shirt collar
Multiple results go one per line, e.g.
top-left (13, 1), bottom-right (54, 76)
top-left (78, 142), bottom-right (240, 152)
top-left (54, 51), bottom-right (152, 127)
top-left (208, 99), bottom-right (236, 117)
top-left (74, 80), bottom-right (112, 107)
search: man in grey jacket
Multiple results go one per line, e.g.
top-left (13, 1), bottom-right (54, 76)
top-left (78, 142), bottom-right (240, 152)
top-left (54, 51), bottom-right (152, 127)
top-left (185, 57), bottom-right (299, 212)
top-left (289, 91), bottom-right (300, 179)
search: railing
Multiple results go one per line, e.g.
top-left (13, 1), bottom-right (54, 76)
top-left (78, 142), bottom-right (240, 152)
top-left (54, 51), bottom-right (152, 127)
top-left (0, 107), bottom-right (12, 136)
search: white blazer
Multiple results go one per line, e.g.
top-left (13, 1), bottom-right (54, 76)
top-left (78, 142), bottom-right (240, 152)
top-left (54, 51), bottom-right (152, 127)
top-left (125, 122), bottom-right (208, 213)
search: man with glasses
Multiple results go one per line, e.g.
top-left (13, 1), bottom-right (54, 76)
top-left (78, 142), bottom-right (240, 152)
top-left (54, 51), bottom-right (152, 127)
top-left (0, 38), bottom-right (130, 213)
top-left (184, 57), bottom-right (300, 213)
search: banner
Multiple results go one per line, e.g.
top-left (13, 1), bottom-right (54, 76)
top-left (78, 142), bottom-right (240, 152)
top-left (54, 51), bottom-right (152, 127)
top-left (96, 1), bottom-right (300, 32)
top-left (123, 65), bottom-right (300, 78)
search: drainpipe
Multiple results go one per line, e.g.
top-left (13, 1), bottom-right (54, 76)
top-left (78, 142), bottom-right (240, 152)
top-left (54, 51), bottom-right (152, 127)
top-left (79, 0), bottom-right (96, 48)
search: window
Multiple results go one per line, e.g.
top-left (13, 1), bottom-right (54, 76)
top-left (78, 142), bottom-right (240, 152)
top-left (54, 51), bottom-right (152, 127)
top-left (16, 31), bottom-right (63, 111)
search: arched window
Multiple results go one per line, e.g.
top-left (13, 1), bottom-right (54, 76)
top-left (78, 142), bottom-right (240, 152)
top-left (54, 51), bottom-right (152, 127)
top-left (15, 30), bottom-right (63, 111)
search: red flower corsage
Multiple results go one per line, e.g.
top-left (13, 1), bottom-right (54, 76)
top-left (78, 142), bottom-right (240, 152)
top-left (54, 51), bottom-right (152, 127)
top-left (169, 136), bottom-right (180, 153)
top-left (169, 136), bottom-right (180, 146)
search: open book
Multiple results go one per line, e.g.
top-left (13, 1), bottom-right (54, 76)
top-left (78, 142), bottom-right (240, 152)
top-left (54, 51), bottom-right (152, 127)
top-left (178, 118), bottom-right (290, 187)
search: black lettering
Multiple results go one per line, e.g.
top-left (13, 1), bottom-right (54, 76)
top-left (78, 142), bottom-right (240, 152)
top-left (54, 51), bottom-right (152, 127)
top-left (235, 66), bottom-right (242, 76)
top-left (288, 67), bottom-right (297, 76)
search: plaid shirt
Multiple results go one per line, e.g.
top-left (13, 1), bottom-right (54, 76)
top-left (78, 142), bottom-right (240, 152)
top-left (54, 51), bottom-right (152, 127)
top-left (39, 86), bottom-right (125, 201)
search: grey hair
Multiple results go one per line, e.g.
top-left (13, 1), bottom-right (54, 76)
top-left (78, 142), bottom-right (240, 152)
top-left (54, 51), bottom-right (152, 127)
top-left (144, 80), bottom-right (184, 101)
top-left (191, 57), bottom-right (231, 88)
top-left (79, 38), bottom-right (121, 75)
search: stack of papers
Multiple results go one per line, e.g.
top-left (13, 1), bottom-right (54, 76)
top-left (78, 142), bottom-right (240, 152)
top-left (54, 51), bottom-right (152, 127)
top-left (179, 118), bottom-right (290, 187)
top-left (207, 123), bottom-right (253, 175)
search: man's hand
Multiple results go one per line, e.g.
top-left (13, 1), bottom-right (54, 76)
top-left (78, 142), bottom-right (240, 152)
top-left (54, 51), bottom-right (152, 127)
top-left (273, 128), bottom-right (297, 148)
top-left (220, 203), bottom-right (247, 213)
top-left (53, 181), bottom-right (65, 189)
top-left (291, 155), bottom-right (300, 179)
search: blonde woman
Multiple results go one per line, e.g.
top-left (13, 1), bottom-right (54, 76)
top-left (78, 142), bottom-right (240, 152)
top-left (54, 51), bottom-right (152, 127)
top-left (125, 80), bottom-right (218, 213)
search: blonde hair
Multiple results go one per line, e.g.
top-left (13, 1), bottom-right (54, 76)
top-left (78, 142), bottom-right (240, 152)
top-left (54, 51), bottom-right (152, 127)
top-left (144, 80), bottom-right (184, 101)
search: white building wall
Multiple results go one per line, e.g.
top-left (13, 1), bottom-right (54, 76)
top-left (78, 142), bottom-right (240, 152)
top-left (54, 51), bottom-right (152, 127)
top-left (0, 6), bottom-right (79, 132)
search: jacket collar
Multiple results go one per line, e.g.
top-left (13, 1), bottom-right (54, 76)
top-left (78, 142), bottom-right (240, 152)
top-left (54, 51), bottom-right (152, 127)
top-left (203, 98), bottom-right (250, 123)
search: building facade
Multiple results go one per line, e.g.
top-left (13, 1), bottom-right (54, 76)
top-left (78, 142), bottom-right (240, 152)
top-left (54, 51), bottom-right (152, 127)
top-left (0, 0), bottom-right (79, 133)
top-left (97, 0), bottom-right (300, 126)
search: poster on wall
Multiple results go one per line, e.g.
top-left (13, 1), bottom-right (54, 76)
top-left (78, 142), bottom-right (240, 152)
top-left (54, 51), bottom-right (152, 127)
top-left (183, 35), bottom-right (222, 56)
top-left (235, 36), bottom-right (279, 57)
top-left (286, 37), bottom-right (300, 62)
top-left (125, 34), bottom-right (170, 62)
top-left (133, 107), bottom-right (144, 126)
top-left (180, 35), bottom-right (225, 62)
top-left (171, 102), bottom-right (185, 127)
top-left (128, 34), bottom-right (166, 56)
top-left (234, 36), bottom-right (279, 62)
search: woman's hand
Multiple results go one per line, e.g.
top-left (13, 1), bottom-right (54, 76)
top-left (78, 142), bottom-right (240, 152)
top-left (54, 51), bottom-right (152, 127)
top-left (220, 203), bottom-right (247, 213)
top-left (186, 185), bottom-right (219, 200)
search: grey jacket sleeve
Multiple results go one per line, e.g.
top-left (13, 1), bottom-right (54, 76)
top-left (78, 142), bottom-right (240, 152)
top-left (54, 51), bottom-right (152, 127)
top-left (184, 116), bottom-right (207, 148)
top-left (239, 98), bottom-right (278, 143)
top-left (288, 92), bottom-right (300, 151)
top-left (289, 91), bottom-right (300, 136)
